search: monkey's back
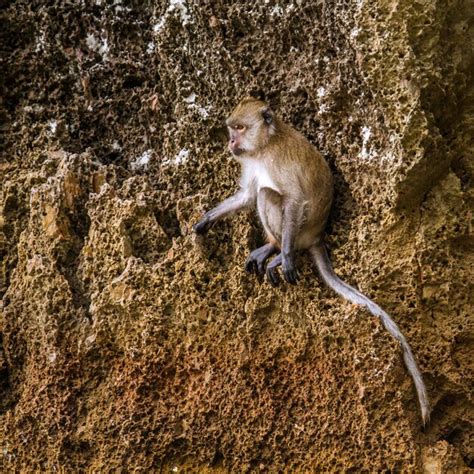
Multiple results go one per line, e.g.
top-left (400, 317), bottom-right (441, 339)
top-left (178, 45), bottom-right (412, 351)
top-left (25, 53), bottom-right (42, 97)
top-left (266, 123), bottom-right (334, 248)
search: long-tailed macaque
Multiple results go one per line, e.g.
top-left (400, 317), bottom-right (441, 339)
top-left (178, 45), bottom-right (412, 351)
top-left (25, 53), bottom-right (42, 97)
top-left (194, 97), bottom-right (430, 425)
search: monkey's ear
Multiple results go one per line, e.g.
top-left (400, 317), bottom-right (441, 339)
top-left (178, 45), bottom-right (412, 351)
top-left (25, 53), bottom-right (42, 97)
top-left (261, 107), bottom-right (273, 125)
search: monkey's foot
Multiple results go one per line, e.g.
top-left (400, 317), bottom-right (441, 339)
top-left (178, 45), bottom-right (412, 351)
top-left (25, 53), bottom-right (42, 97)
top-left (245, 244), bottom-right (278, 275)
top-left (266, 253), bottom-right (282, 287)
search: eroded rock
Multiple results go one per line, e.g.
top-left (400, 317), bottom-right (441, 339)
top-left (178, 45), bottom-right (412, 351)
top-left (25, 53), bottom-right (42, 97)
top-left (1, 1), bottom-right (472, 471)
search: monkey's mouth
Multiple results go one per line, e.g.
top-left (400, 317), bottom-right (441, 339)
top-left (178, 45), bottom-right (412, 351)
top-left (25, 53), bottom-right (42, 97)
top-left (230, 146), bottom-right (245, 156)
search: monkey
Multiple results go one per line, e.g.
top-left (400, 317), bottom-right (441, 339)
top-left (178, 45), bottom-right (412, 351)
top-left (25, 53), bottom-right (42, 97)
top-left (193, 97), bottom-right (430, 425)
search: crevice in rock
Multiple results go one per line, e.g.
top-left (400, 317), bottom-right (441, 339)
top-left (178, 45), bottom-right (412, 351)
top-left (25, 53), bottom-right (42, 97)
top-left (154, 207), bottom-right (182, 240)
top-left (55, 202), bottom-right (92, 317)
top-left (1, 186), bottom-right (31, 299)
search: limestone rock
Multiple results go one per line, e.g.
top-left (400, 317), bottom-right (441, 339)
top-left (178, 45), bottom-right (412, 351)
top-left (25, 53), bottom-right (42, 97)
top-left (1, 1), bottom-right (472, 471)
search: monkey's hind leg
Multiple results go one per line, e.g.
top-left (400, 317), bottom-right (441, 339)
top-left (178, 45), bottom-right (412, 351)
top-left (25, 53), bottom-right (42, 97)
top-left (266, 253), bottom-right (282, 287)
top-left (257, 187), bottom-right (283, 245)
top-left (245, 243), bottom-right (278, 275)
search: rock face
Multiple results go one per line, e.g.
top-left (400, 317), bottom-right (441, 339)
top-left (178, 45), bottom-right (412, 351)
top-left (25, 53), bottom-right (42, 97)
top-left (1, 1), bottom-right (472, 471)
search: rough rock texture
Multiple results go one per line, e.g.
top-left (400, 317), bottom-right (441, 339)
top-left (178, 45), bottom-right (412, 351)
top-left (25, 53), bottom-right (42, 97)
top-left (1, 0), bottom-right (473, 471)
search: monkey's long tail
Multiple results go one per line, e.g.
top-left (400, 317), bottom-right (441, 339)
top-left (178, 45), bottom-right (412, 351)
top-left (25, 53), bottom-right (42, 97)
top-left (309, 243), bottom-right (430, 425)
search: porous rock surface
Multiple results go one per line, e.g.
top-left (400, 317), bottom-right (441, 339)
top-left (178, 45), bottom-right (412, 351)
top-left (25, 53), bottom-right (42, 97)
top-left (1, 1), bottom-right (473, 471)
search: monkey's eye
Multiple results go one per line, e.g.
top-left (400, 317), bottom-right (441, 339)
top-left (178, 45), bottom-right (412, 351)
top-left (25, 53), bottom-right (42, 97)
top-left (233, 124), bottom-right (246, 132)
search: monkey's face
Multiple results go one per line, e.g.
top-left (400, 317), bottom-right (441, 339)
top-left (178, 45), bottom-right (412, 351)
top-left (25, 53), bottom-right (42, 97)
top-left (226, 98), bottom-right (274, 157)
top-left (227, 122), bottom-right (247, 156)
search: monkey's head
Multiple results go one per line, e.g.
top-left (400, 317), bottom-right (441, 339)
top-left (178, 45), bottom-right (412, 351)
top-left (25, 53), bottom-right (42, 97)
top-left (225, 97), bottom-right (274, 157)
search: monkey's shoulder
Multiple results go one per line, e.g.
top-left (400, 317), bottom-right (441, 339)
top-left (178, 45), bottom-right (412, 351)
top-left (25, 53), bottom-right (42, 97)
top-left (271, 128), bottom-right (323, 162)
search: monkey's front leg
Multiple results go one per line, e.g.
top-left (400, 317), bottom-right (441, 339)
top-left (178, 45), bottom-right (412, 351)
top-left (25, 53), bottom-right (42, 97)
top-left (280, 199), bottom-right (302, 284)
top-left (194, 190), bottom-right (251, 235)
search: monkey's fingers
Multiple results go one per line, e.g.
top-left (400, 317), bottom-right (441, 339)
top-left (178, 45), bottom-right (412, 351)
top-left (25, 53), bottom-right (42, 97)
top-left (284, 268), bottom-right (300, 285)
top-left (281, 254), bottom-right (299, 285)
top-left (193, 217), bottom-right (212, 235)
top-left (282, 261), bottom-right (300, 285)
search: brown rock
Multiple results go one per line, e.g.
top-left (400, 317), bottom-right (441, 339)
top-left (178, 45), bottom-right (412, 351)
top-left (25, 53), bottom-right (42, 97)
top-left (0, 1), bottom-right (472, 472)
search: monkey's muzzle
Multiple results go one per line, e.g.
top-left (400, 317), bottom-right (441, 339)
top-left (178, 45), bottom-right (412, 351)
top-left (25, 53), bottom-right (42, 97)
top-left (229, 145), bottom-right (245, 156)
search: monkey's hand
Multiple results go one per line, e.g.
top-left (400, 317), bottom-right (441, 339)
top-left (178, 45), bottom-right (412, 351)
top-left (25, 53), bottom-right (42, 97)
top-left (282, 253), bottom-right (299, 285)
top-left (193, 214), bottom-right (213, 235)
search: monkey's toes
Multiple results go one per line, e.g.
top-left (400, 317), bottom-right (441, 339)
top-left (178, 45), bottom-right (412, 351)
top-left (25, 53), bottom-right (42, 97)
top-left (266, 267), bottom-right (280, 287)
top-left (245, 255), bottom-right (268, 275)
top-left (245, 259), bottom-right (257, 274)
top-left (257, 261), bottom-right (266, 275)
